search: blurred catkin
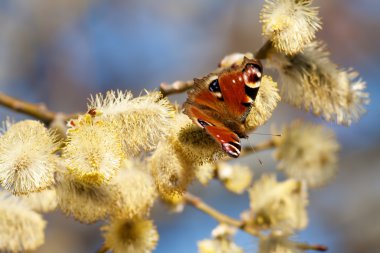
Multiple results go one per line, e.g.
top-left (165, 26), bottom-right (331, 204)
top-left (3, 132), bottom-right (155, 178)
top-left (273, 121), bottom-right (339, 188)
top-left (259, 235), bottom-right (304, 253)
top-left (102, 218), bottom-right (159, 253)
top-left (248, 174), bottom-right (308, 233)
top-left (198, 224), bottom-right (243, 253)
top-left (0, 192), bottom-right (46, 252)
top-left (217, 162), bottom-right (253, 194)
top-left (21, 187), bottom-right (58, 213)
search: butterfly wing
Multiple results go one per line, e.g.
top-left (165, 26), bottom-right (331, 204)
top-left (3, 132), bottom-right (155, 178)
top-left (204, 125), bottom-right (241, 158)
top-left (185, 103), bottom-right (241, 158)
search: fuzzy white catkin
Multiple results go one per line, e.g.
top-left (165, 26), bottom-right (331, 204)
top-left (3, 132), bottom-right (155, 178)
top-left (261, 0), bottom-right (321, 55)
top-left (88, 90), bottom-right (175, 156)
top-left (270, 41), bottom-right (369, 125)
top-left (0, 120), bottom-right (59, 195)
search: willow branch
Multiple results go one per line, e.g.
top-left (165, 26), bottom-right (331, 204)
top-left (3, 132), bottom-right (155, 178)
top-left (160, 40), bottom-right (273, 97)
top-left (96, 245), bottom-right (109, 253)
top-left (160, 80), bottom-right (194, 97)
top-left (240, 139), bottom-right (276, 157)
top-left (296, 243), bottom-right (328, 252)
top-left (0, 92), bottom-right (75, 124)
top-left (185, 192), bottom-right (328, 252)
top-left (184, 192), bottom-right (261, 237)
top-left (255, 40), bottom-right (273, 60)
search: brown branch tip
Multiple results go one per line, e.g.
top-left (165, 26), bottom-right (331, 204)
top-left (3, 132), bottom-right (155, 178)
top-left (0, 92), bottom-right (75, 124)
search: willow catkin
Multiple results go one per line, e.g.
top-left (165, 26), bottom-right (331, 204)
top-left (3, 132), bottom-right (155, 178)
top-left (0, 120), bottom-right (59, 195)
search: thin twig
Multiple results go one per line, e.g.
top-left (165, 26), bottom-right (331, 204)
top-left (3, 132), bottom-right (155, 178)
top-left (184, 192), bottom-right (261, 237)
top-left (240, 139), bottom-right (276, 157)
top-left (0, 92), bottom-right (75, 124)
top-left (296, 242), bottom-right (328, 252)
top-left (185, 192), bottom-right (328, 252)
top-left (160, 80), bottom-right (194, 97)
top-left (96, 245), bottom-right (109, 253)
top-left (255, 40), bottom-right (273, 60)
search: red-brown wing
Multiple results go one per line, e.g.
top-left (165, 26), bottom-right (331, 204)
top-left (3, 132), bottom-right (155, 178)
top-left (184, 103), bottom-right (222, 128)
top-left (218, 70), bottom-right (252, 118)
top-left (204, 125), bottom-right (241, 158)
top-left (218, 58), bottom-right (263, 120)
top-left (185, 58), bottom-right (262, 122)
top-left (186, 74), bottom-right (228, 115)
top-left (184, 104), bottom-right (241, 158)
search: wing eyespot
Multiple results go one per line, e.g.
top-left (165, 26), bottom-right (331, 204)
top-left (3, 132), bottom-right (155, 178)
top-left (208, 79), bottom-right (221, 92)
top-left (208, 79), bottom-right (224, 101)
top-left (244, 63), bottom-right (263, 74)
top-left (197, 119), bottom-right (213, 128)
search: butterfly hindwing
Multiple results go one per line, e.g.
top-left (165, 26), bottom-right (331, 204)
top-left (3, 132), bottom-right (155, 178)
top-left (203, 125), bottom-right (241, 158)
top-left (184, 104), bottom-right (241, 158)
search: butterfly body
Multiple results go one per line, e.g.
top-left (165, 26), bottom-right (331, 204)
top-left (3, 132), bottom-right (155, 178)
top-left (184, 57), bottom-right (263, 158)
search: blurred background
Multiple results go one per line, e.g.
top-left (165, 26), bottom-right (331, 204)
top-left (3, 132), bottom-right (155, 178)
top-left (0, 0), bottom-right (379, 252)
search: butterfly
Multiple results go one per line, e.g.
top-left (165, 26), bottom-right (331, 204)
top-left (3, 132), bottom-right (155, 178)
top-left (184, 57), bottom-right (263, 158)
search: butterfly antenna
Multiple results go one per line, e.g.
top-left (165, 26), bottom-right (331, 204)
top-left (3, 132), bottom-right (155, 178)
top-left (246, 136), bottom-right (263, 166)
top-left (251, 132), bottom-right (281, 137)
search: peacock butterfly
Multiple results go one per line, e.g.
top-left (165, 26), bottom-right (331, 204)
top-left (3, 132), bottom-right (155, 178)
top-left (184, 57), bottom-right (262, 158)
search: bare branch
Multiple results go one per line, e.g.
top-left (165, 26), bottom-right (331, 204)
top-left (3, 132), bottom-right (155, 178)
top-left (185, 192), bottom-right (328, 252)
top-left (184, 192), bottom-right (261, 237)
top-left (160, 80), bottom-right (194, 97)
top-left (0, 92), bottom-right (75, 124)
top-left (255, 40), bottom-right (273, 60)
top-left (96, 245), bottom-right (109, 253)
top-left (240, 139), bottom-right (276, 157)
top-left (296, 242), bottom-right (328, 252)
